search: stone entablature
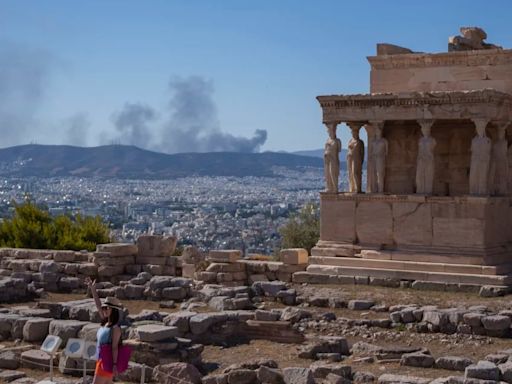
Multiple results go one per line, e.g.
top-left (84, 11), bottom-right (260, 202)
top-left (318, 90), bottom-right (512, 123)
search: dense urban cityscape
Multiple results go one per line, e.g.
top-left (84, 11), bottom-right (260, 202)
top-left (0, 167), bottom-right (350, 255)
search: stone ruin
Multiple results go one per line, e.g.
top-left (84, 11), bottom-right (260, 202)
top-left (0, 237), bottom-right (313, 383)
top-left (307, 26), bottom-right (512, 292)
top-left (449, 27), bottom-right (502, 52)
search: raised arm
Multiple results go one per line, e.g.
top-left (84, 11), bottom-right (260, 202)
top-left (85, 277), bottom-right (105, 320)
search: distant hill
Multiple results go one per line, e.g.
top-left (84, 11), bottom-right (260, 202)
top-left (0, 144), bottom-right (324, 179)
top-left (293, 148), bottom-right (348, 159)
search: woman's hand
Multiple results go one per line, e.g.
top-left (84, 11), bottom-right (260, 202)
top-left (84, 277), bottom-right (96, 291)
top-left (112, 365), bottom-right (118, 378)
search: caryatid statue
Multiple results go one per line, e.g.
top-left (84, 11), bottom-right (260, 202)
top-left (469, 119), bottom-right (492, 195)
top-left (415, 120), bottom-right (436, 195)
top-left (346, 122), bottom-right (365, 193)
top-left (489, 122), bottom-right (509, 195)
top-left (372, 124), bottom-right (388, 193)
top-left (323, 122), bottom-right (341, 193)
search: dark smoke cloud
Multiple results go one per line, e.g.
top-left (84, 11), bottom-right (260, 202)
top-left (202, 129), bottom-right (268, 152)
top-left (112, 103), bottom-right (157, 149)
top-left (0, 42), bottom-right (52, 147)
top-left (157, 76), bottom-right (267, 153)
top-left (63, 113), bottom-right (90, 146)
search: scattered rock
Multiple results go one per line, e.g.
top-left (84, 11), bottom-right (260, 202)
top-left (481, 315), bottom-right (511, 331)
top-left (282, 367), bottom-right (314, 384)
top-left (130, 324), bottom-right (178, 342)
top-left (0, 370), bottom-right (26, 382)
top-left (227, 369), bottom-right (257, 384)
top-left (257, 365), bottom-right (284, 384)
top-left (280, 307), bottom-right (312, 323)
top-left (153, 362), bottom-right (202, 384)
top-left (400, 352), bottom-right (434, 368)
top-left (20, 349), bottom-right (51, 370)
top-left (348, 300), bottom-right (375, 311)
top-left (310, 362), bottom-right (351, 379)
top-left (353, 371), bottom-right (376, 384)
top-left (498, 361), bottom-right (512, 383)
top-left (377, 373), bottom-right (430, 384)
top-left (435, 356), bottom-right (473, 371)
top-left (465, 360), bottom-right (500, 381)
top-left (0, 350), bottom-right (20, 370)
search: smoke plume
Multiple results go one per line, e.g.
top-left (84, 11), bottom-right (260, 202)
top-left (63, 113), bottom-right (90, 146)
top-left (0, 42), bottom-right (52, 147)
top-left (112, 103), bottom-right (157, 149)
top-left (157, 76), bottom-right (267, 153)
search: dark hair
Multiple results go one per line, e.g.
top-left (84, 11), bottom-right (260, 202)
top-left (101, 307), bottom-right (120, 327)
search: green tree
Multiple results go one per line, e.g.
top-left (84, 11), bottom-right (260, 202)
top-left (75, 214), bottom-right (110, 250)
top-left (0, 201), bottom-right (53, 249)
top-left (278, 203), bottom-right (319, 253)
top-left (0, 201), bottom-right (110, 251)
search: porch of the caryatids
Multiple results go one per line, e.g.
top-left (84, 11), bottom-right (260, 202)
top-left (415, 120), bottom-right (436, 195)
top-left (469, 118), bottom-right (492, 196)
top-left (346, 122), bottom-right (365, 193)
top-left (323, 121), bottom-right (342, 193)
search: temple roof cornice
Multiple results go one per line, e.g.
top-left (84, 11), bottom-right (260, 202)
top-left (367, 48), bottom-right (512, 70)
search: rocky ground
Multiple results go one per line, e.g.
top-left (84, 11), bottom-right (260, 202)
top-left (2, 281), bottom-right (512, 384)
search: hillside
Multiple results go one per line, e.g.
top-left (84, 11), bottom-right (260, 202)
top-left (0, 144), bottom-right (324, 179)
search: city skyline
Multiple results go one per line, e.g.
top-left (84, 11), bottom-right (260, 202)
top-left (0, 1), bottom-right (511, 152)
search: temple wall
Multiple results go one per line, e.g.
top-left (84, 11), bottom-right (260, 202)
top-left (320, 195), bottom-right (512, 264)
top-left (383, 121), bottom-right (419, 194)
top-left (369, 50), bottom-right (512, 94)
top-left (371, 67), bottom-right (512, 94)
top-left (431, 120), bottom-right (473, 196)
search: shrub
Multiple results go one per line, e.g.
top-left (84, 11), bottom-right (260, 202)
top-left (278, 203), bottom-right (319, 253)
top-left (0, 201), bottom-right (110, 251)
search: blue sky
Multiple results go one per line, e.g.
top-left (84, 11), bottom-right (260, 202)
top-left (0, 1), bottom-right (511, 152)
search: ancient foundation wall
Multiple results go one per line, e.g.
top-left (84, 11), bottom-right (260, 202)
top-left (320, 194), bottom-right (512, 264)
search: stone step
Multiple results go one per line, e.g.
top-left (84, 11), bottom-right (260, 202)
top-left (311, 241), bottom-right (363, 257)
top-left (305, 264), bottom-right (512, 285)
top-left (308, 256), bottom-right (512, 276)
top-left (358, 249), bottom-right (510, 266)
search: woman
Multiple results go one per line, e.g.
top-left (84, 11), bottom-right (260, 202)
top-left (85, 277), bottom-right (123, 384)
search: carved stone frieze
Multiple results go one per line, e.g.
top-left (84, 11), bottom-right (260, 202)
top-left (318, 90), bottom-right (512, 123)
top-left (318, 90), bottom-right (512, 110)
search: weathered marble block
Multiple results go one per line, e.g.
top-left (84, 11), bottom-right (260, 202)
top-left (280, 249), bottom-right (308, 265)
top-left (208, 250), bottom-right (241, 263)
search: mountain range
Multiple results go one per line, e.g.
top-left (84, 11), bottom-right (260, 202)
top-left (0, 144), bottom-right (329, 179)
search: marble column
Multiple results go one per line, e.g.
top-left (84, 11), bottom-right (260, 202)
top-left (469, 118), bottom-right (491, 196)
top-left (415, 120), bottom-right (436, 195)
top-left (323, 121), bottom-right (342, 193)
top-left (489, 121), bottom-right (509, 195)
top-left (346, 122), bottom-right (365, 193)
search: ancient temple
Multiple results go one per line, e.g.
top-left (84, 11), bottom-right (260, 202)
top-left (309, 27), bottom-right (512, 288)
